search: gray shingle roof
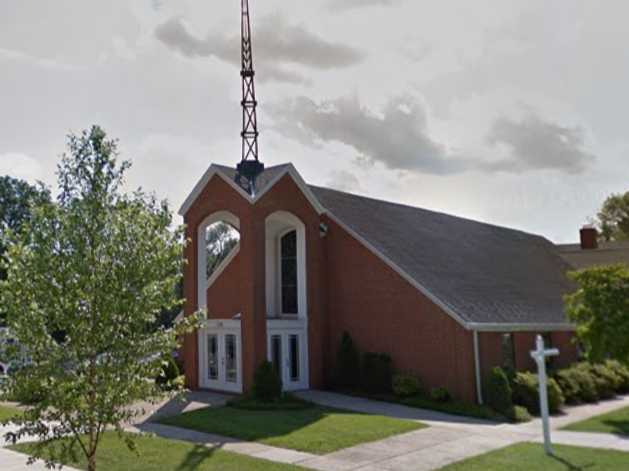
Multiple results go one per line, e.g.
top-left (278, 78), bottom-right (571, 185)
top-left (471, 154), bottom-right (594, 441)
top-left (309, 185), bottom-right (575, 327)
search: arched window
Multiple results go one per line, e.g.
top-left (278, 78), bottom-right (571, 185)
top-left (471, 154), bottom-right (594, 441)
top-left (280, 230), bottom-right (298, 315)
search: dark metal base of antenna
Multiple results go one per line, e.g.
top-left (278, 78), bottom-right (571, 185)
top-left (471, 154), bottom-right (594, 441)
top-left (237, 160), bottom-right (265, 181)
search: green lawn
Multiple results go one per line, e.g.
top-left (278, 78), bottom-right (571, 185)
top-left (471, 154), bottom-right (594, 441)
top-left (563, 405), bottom-right (629, 436)
top-left (0, 403), bottom-right (22, 422)
top-left (440, 442), bottom-right (629, 470)
top-left (160, 405), bottom-right (424, 454)
top-left (11, 431), bottom-right (307, 471)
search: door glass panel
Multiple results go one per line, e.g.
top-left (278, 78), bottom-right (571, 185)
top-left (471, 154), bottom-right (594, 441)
top-left (271, 335), bottom-right (282, 376)
top-left (207, 334), bottom-right (218, 380)
top-left (225, 334), bottom-right (237, 383)
top-left (289, 334), bottom-right (299, 382)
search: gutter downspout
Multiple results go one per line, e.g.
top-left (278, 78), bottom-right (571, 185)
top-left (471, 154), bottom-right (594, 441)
top-left (473, 330), bottom-right (483, 405)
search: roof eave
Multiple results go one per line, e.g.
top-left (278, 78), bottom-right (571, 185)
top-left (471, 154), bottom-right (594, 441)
top-left (467, 322), bottom-right (576, 332)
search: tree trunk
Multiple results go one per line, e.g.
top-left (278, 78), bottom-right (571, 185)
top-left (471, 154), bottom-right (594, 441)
top-left (87, 452), bottom-right (96, 471)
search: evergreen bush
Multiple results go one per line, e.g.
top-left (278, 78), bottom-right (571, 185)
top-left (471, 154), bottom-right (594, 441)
top-left (253, 361), bottom-right (282, 402)
top-left (334, 332), bottom-right (361, 389)
top-left (486, 367), bottom-right (513, 415)
top-left (361, 352), bottom-right (393, 393)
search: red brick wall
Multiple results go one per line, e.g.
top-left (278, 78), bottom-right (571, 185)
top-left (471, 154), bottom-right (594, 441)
top-left (182, 173), bottom-right (326, 391)
top-left (322, 216), bottom-right (478, 402)
top-left (552, 331), bottom-right (579, 369)
top-left (206, 250), bottom-right (242, 320)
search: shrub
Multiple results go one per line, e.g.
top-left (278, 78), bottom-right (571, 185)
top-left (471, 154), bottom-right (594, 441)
top-left (554, 369), bottom-right (581, 405)
top-left (547, 378), bottom-right (565, 413)
top-left (604, 360), bottom-right (629, 393)
top-left (253, 361), bottom-right (282, 402)
top-left (393, 373), bottom-right (422, 398)
top-left (486, 367), bottom-right (512, 415)
top-left (430, 387), bottom-right (451, 403)
top-left (512, 371), bottom-right (564, 415)
top-left (361, 352), bottom-right (393, 393)
top-left (156, 355), bottom-right (181, 390)
top-left (571, 364), bottom-right (599, 403)
top-left (334, 332), bottom-right (361, 390)
top-left (507, 405), bottom-right (532, 423)
top-left (582, 363), bottom-right (617, 399)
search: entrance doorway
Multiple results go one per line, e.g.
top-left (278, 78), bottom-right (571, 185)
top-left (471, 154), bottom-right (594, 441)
top-left (267, 321), bottom-right (309, 391)
top-left (199, 320), bottom-right (242, 393)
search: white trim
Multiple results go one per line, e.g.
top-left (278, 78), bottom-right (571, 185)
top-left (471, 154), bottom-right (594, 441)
top-left (207, 243), bottom-right (240, 290)
top-left (179, 163), bottom-right (326, 216)
top-left (204, 319), bottom-right (242, 330)
top-left (467, 322), bottom-right (576, 332)
top-left (325, 211), bottom-right (470, 329)
top-left (265, 211), bottom-right (308, 319)
top-left (473, 330), bottom-right (483, 405)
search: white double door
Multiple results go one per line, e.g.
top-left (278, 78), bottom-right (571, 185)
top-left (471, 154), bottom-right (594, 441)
top-left (267, 322), bottom-right (309, 391)
top-left (199, 320), bottom-right (243, 393)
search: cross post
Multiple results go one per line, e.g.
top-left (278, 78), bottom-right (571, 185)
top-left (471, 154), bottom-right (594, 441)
top-left (530, 334), bottom-right (560, 455)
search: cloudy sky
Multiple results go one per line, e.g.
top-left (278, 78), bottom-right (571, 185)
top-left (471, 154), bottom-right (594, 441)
top-left (2, 0), bottom-right (628, 243)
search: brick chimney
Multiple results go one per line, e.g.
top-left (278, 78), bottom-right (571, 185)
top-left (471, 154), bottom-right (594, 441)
top-left (580, 225), bottom-right (598, 250)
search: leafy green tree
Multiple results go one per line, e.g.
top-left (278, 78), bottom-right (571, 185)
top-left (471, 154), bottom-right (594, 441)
top-left (565, 265), bottom-right (629, 363)
top-left (0, 176), bottom-right (50, 282)
top-left (206, 222), bottom-right (239, 277)
top-left (0, 126), bottom-right (201, 471)
top-left (596, 191), bottom-right (629, 241)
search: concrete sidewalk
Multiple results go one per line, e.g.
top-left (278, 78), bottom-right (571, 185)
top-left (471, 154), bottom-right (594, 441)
top-left (0, 448), bottom-right (81, 471)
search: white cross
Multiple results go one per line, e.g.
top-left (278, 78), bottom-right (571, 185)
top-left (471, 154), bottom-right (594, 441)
top-left (530, 334), bottom-right (560, 455)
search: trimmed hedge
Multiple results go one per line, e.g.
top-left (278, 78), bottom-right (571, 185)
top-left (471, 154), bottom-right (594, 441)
top-left (605, 360), bottom-right (629, 393)
top-left (570, 364), bottom-right (599, 403)
top-left (486, 367), bottom-right (513, 415)
top-left (579, 363), bottom-right (616, 399)
top-left (554, 369), bottom-right (582, 405)
top-left (512, 371), bottom-right (564, 415)
top-left (362, 352), bottom-right (393, 393)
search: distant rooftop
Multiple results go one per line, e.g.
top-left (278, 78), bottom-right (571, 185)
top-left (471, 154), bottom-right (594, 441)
top-left (557, 240), bottom-right (629, 269)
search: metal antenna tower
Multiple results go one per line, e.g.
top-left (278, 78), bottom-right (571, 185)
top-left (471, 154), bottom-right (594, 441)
top-left (236, 0), bottom-right (264, 193)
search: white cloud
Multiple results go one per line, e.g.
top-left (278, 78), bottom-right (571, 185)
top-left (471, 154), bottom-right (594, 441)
top-left (0, 153), bottom-right (43, 183)
top-left (155, 15), bottom-right (365, 84)
top-left (485, 113), bottom-right (596, 174)
top-left (268, 94), bottom-right (467, 175)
